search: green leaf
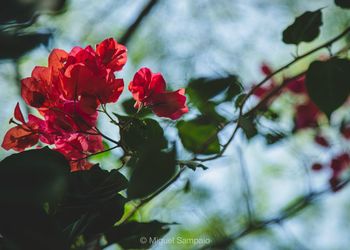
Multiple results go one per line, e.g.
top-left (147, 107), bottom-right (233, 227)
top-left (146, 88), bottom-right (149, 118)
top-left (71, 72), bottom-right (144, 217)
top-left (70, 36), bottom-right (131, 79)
top-left (0, 206), bottom-right (69, 250)
top-left (282, 10), bottom-right (322, 45)
top-left (335, 0), bottom-right (350, 8)
top-left (121, 98), bottom-right (152, 117)
top-left (127, 148), bottom-right (177, 199)
top-left (117, 115), bottom-right (168, 152)
top-left (305, 58), bottom-right (350, 118)
top-left (55, 165), bottom-right (127, 238)
top-left (197, 101), bottom-right (228, 124)
top-left (105, 221), bottom-right (172, 249)
top-left (177, 118), bottom-right (220, 155)
top-left (0, 32), bottom-right (52, 59)
top-left (188, 75), bottom-right (242, 104)
top-left (0, 147), bottom-right (70, 205)
top-left (239, 115), bottom-right (258, 139)
top-left (264, 131), bottom-right (286, 144)
top-left (179, 161), bottom-right (208, 171)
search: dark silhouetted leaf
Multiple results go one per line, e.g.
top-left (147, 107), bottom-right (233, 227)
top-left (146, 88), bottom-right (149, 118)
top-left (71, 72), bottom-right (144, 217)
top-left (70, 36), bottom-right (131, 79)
top-left (239, 115), bottom-right (258, 139)
top-left (179, 160), bottom-right (208, 171)
top-left (55, 165), bottom-right (127, 239)
top-left (177, 118), bottom-right (220, 155)
top-left (0, 147), bottom-right (70, 205)
top-left (0, 206), bottom-right (69, 250)
top-left (335, 0), bottom-right (350, 8)
top-left (188, 75), bottom-right (242, 103)
top-left (0, 32), bottom-right (51, 59)
top-left (127, 148), bottom-right (177, 199)
top-left (265, 131), bottom-right (286, 144)
top-left (305, 58), bottom-right (350, 118)
top-left (282, 10), bottom-right (322, 45)
top-left (121, 98), bottom-right (152, 117)
top-left (106, 221), bottom-right (172, 249)
top-left (0, 0), bottom-right (67, 25)
top-left (197, 101), bottom-right (228, 124)
top-left (117, 115), bottom-right (167, 152)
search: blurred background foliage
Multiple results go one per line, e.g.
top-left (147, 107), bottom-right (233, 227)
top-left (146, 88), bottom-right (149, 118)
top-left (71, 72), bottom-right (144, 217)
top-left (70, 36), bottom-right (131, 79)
top-left (1, 0), bottom-right (350, 249)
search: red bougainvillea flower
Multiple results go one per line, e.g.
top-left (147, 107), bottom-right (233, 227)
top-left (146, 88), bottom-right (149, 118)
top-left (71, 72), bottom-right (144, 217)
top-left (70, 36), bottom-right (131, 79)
top-left (2, 103), bottom-right (43, 151)
top-left (329, 153), bottom-right (350, 191)
top-left (148, 89), bottom-right (188, 120)
top-left (96, 38), bottom-right (127, 72)
top-left (252, 63), bottom-right (277, 99)
top-left (128, 67), bottom-right (188, 119)
top-left (285, 76), bottom-right (306, 94)
top-left (294, 100), bottom-right (320, 130)
top-left (311, 162), bottom-right (323, 171)
top-left (340, 122), bottom-right (350, 140)
top-left (2, 38), bottom-right (129, 171)
top-left (314, 134), bottom-right (330, 147)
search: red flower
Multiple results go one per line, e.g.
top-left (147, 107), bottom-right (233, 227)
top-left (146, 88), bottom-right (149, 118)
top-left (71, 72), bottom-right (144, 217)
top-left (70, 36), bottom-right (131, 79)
top-left (311, 163), bottom-right (323, 171)
top-left (149, 89), bottom-right (188, 120)
top-left (55, 133), bottom-right (103, 171)
top-left (329, 153), bottom-right (350, 191)
top-left (96, 38), bottom-right (127, 72)
top-left (252, 63), bottom-right (278, 99)
top-left (330, 153), bottom-right (350, 178)
top-left (294, 100), bottom-right (320, 130)
top-left (128, 67), bottom-right (166, 109)
top-left (314, 134), bottom-right (330, 147)
top-left (285, 76), bottom-right (306, 94)
top-left (1, 103), bottom-right (42, 151)
top-left (60, 44), bottom-right (124, 105)
top-left (340, 122), bottom-right (350, 139)
top-left (128, 67), bottom-right (188, 119)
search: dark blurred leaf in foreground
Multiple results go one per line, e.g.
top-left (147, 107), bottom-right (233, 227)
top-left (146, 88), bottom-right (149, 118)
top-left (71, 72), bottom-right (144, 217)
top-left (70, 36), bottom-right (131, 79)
top-left (127, 147), bottom-right (177, 199)
top-left (177, 117), bottom-right (220, 155)
top-left (106, 220), bottom-right (172, 249)
top-left (282, 10), bottom-right (323, 45)
top-left (305, 58), bottom-right (350, 118)
top-left (0, 32), bottom-right (51, 59)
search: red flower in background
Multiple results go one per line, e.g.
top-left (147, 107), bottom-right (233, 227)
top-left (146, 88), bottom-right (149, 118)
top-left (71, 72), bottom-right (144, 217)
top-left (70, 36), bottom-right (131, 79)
top-left (252, 63), bottom-right (277, 99)
top-left (329, 153), bottom-right (350, 191)
top-left (294, 100), bottom-right (320, 130)
top-left (340, 122), bottom-right (350, 139)
top-left (129, 67), bottom-right (188, 120)
top-left (285, 76), bottom-right (306, 94)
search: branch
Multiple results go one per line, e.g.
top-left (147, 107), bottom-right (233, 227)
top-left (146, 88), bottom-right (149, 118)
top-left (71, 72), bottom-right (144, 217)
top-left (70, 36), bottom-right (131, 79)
top-left (118, 166), bottom-right (186, 224)
top-left (119, 0), bottom-right (159, 45)
top-left (200, 178), bottom-right (350, 250)
top-left (196, 25), bottom-right (350, 162)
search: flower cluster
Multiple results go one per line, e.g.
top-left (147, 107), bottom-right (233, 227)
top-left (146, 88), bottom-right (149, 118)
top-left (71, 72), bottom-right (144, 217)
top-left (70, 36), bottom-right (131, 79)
top-left (253, 63), bottom-right (350, 191)
top-left (2, 38), bottom-right (188, 171)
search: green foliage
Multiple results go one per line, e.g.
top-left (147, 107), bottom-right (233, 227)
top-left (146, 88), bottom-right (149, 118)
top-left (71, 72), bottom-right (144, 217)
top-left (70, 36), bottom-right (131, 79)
top-left (177, 117), bottom-right (220, 155)
top-left (127, 147), bottom-right (177, 199)
top-left (117, 115), bottom-right (167, 152)
top-left (239, 115), bottom-right (258, 139)
top-left (187, 75), bottom-right (242, 123)
top-left (0, 147), bottom-right (70, 205)
top-left (187, 75), bottom-right (242, 103)
top-left (105, 220), bottom-right (172, 249)
top-left (121, 98), bottom-right (152, 117)
top-left (282, 10), bottom-right (323, 45)
top-left (335, 0), bottom-right (350, 8)
top-left (0, 32), bottom-right (52, 59)
top-left (0, 148), bottom-right (71, 250)
top-left (305, 58), bottom-right (350, 118)
top-left (55, 165), bottom-right (128, 239)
